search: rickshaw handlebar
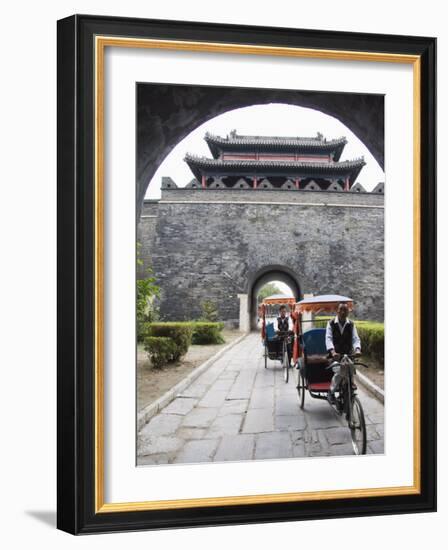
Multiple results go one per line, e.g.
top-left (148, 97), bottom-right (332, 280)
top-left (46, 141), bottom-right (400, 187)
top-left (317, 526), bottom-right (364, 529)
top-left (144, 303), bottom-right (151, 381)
top-left (326, 353), bottom-right (369, 369)
top-left (276, 330), bottom-right (294, 342)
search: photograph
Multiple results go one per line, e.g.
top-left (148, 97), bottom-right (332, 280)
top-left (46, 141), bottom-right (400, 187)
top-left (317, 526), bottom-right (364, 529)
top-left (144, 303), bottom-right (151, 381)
top-left (136, 83), bottom-right (385, 465)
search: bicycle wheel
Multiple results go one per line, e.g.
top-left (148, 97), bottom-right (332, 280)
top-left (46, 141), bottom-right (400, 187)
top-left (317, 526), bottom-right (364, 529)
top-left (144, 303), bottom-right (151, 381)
top-left (282, 346), bottom-right (289, 383)
top-left (297, 369), bottom-right (305, 409)
top-left (349, 396), bottom-right (367, 455)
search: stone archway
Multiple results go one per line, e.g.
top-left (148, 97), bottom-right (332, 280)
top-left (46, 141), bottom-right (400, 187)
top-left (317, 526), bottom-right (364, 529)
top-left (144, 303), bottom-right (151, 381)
top-left (245, 265), bottom-right (302, 331)
top-left (137, 83), bottom-right (384, 214)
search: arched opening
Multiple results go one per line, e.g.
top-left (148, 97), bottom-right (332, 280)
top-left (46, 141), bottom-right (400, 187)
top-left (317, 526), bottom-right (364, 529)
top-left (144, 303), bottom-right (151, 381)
top-left (247, 266), bottom-right (301, 331)
top-left (137, 84), bottom-right (384, 212)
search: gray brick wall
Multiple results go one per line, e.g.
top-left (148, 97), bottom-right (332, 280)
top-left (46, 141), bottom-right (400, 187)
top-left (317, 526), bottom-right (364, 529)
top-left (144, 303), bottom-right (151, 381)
top-left (137, 188), bottom-right (384, 323)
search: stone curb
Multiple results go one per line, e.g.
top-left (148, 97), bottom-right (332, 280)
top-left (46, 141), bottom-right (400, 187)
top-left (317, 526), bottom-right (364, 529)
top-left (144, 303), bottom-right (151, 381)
top-left (356, 371), bottom-right (384, 404)
top-left (137, 332), bottom-right (249, 431)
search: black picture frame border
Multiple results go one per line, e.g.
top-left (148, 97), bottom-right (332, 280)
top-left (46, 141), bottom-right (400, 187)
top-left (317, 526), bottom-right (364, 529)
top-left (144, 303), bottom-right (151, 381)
top-left (57, 14), bottom-right (436, 535)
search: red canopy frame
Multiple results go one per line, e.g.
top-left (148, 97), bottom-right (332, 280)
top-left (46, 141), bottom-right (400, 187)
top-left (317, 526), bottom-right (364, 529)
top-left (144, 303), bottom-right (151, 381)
top-left (290, 295), bottom-right (354, 362)
top-left (262, 296), bottom-right (296, 306)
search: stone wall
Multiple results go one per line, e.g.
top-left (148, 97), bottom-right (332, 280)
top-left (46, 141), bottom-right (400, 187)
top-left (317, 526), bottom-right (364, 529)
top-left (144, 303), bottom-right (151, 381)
top-left (138, 200), bottom-right (159, 269)
top-left (137, 188), bottom-right (384, 323)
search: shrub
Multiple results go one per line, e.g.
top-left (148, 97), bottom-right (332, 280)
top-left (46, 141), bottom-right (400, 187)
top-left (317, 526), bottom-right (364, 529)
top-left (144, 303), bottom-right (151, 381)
top-left (313, 318), bottom-right (384, 363)
top-left (356, 322), bottom-right (384, 363)
top-left (143, 336), bottom-right (177, 368)
top-left (143, 322), bottom-right (193, 360)
top-left (136, 268), bottom-right (160, 342)
top-left (191, 322), bottom-right (225, 345)
top-left (199, 300), bottom-right (219, 322)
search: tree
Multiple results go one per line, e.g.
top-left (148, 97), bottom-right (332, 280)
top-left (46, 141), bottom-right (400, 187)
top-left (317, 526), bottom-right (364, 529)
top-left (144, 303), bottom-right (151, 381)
top-left (136, 242), bottom-right (160, 340)
top-left (257, 282), bottom-right (282, 304)
top-left (200, 300), bottom-right (219, 322)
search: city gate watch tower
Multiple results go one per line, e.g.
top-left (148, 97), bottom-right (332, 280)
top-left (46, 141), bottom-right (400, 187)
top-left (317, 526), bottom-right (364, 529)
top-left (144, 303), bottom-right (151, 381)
top-left (184, 130), bottom-right (366, 192)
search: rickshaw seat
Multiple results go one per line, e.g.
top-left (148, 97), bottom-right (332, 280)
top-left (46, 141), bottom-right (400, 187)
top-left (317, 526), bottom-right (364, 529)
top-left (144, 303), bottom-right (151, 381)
top-left (306, 354), bottom-right (329, 365)
top-left (265, 322), bottom-right (276, 340)
top-left (302, 328), bottom-right (332, 385)
top-left (302, 328), bottom-right (327, 355)
top-left (308, 381), bottom-right (331, 391)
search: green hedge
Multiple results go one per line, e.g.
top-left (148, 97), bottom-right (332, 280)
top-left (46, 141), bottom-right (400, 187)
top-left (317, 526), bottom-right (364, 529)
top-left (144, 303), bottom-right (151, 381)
top-left (141, 322), bottom-right (193, 360)
top-left (140, 321), bottom-right (226, 368)
top-left (143, 336), bottom-right (177, 368)
top-left (191, 322), bottom-right (225, 345)
top-left (356, 322), bottom-right (384, 363)
top-left (314, 318), bottom-right (384, 364)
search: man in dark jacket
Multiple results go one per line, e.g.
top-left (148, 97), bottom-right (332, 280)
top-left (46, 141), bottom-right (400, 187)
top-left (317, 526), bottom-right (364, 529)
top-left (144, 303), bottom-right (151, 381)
top-left (277, 305), bottom-right (293, 364)
top-left (325, 302), bottom-right (361, 403)
top-left (277, 305), bottom-right (291, 333)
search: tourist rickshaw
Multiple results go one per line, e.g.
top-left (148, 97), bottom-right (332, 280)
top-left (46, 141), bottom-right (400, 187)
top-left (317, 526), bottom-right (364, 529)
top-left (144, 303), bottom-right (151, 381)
top-left (259, 295), bottom-right (296, 383)
top-left (291, 295), bottom-right (369, 455)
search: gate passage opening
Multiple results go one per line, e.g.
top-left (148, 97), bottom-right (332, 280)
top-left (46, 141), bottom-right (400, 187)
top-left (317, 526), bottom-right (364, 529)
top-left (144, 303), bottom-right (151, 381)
top-left (249, 268), bottom-right (301, 331)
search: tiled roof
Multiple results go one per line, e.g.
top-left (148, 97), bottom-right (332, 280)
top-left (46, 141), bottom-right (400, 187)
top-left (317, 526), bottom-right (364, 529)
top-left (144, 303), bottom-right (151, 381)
top-left (185, 154), bottom-right (365, 185)
top-left (205, 131), bottom-right (347, 159)
top-left (185, 153), bottom-right (364, 172)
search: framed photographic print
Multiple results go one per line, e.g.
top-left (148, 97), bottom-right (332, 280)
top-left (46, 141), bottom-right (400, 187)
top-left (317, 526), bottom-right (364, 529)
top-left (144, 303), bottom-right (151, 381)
top-left (57, 14), bottom-right (436, 534)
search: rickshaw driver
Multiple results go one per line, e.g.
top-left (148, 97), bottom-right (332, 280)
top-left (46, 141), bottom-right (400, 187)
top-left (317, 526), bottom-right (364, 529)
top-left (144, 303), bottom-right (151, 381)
top-left (325, 302), bottom-right (361, 404)
top-left (277, 305), bottom-right (294, 364)
top-left (277, 304), bottom-right (292, 333)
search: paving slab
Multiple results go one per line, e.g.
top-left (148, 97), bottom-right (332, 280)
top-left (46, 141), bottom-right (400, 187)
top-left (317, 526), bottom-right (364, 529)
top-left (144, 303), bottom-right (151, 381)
top-left (176, 427), bottom-right (208, 440)
top-left (139, 413), bottom-right (184, 437)
top-left (327, 443), bottom-right (357, 456)
top-left (242, 408), bottom-right (274, 433)
top-left (209, 378), bottom-right (236, 391)
top-left (138, 453), bottom-right (171, 465)
top-left (323, 426), bottom-right (352, 446)
top-left (275, 397), bottom-right (301, 416)
top-left (138, 435), bottom-right (184, 456)
top-left (206, 414), bottom-right (243, 437)
top-left (177, 384), bottom-right (208, 398)
top-left (276, 414), bottom-right (307, 431)
top-left (291, 433), bottom-right (306, 457)
top-left (368, 439), bottom-right (385, 454)
top-left (162, 397), bottom-right (197, 415)
top-left (254, 432), bottom-right (293, 460)
top-left (218, 399), bottom-right (249, 416)
top-left (214, 434), bottom-right (255, 462)
top-left (181, 407), bottom-right (219, 428)
top-left (248, 387), bottom-right (275, 410)
top-left (173, 439), bottom-right (219, 463)
top-left (198, 389), bottom-right (229, 408)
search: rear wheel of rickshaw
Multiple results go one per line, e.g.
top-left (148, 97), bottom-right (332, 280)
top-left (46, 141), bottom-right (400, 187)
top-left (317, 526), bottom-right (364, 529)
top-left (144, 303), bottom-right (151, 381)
top-left (264, 345), bottom-right (268, 368)
top-left (295, 360), bottom-right (305, 408)
top-left (282, 349), bottom-right (289, 383)
top-left (297, 370), bottom-right (305, 409)
top-left (349, 396), bottom-right (367, 455)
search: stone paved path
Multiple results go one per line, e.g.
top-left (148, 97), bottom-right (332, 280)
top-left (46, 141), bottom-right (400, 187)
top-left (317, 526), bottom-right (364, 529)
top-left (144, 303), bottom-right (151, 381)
top-left (137, 333), bottom-right (384, 465)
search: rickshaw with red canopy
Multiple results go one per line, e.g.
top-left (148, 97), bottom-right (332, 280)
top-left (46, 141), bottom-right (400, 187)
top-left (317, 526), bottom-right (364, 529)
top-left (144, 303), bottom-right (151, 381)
top-left (259, 295), bottom-right (296, 383)
top-left (290, 295), bottom-right (369, 455)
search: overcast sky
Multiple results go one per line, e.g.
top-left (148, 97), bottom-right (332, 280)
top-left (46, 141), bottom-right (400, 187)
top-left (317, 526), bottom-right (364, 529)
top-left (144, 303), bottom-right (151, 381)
top-left (145, 103), bottom-right (384, 199)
